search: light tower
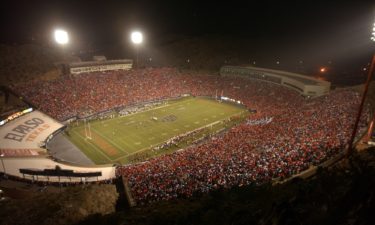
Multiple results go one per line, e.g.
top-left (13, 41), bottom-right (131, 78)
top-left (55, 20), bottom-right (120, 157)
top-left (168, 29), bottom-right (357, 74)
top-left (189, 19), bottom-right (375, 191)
top-left (347, 20), bottom-right (375, 156)
top-left (54, 29), bottom-right (69, 74)
top-left (131, 31), bottom-right (143, 68)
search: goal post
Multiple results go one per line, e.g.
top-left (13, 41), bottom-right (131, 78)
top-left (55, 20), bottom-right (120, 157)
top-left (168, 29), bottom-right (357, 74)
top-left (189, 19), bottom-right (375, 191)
top-left (87, 121), bottom-right (92, 139)
top-left (84, 119), bottom-right (92, 140)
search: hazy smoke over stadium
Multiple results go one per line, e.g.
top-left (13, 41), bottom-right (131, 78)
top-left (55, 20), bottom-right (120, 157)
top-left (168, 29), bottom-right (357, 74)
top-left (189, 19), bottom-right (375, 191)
top-left (1, 1), bottom-right (375, 76)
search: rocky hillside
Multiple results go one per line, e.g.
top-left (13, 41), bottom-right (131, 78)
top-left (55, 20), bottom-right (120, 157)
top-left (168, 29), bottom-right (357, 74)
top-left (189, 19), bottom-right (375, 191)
top-left (0, 184), bottom-right (118, 225)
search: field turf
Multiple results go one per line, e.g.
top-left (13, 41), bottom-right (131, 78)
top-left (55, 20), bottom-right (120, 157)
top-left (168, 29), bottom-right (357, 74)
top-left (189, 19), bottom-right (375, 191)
top-left (66, 97), bottom-right (247, 164)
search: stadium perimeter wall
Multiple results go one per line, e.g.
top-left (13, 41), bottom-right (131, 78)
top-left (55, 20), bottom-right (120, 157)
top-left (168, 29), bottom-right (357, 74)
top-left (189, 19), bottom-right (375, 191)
top-left (0, 156), bottom-right (115, 182)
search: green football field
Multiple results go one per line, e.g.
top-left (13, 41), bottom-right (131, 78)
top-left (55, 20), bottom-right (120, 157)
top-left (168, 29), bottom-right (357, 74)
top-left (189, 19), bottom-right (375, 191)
top-left (66, 97), bottom-right (248, 165)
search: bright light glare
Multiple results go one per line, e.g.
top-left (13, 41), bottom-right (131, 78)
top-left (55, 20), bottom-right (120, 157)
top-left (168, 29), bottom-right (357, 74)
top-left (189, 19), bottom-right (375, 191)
top-left (131, 31), bottom-right (143, 44)
top-left (320, 67), bottom-right (326, 73)
top-left (54, 29), bottom-right (69, 45)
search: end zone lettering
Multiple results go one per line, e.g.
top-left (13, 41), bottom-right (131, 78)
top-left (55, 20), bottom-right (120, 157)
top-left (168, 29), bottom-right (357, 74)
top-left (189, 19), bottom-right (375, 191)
top-left (4, 118), bottom-right (44, 142)
top-left (25, 124), bottom-right (50, 142)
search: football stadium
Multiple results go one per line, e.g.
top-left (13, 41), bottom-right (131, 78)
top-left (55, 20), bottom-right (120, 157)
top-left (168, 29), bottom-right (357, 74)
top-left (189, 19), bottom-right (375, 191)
top-left (1, 1), bottom-right (375, 224)
top-left (0, 61), bottom-right (371, 203)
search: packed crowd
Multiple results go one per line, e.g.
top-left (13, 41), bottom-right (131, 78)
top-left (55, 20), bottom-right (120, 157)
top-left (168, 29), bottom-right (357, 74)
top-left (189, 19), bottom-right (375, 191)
top-left (11, 67), bottom-right (370, 204)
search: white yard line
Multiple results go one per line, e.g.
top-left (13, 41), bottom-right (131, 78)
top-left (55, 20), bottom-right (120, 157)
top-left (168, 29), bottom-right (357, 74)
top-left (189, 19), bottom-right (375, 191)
top-left (91, 127), bottom-right (131, 155)
top-left (114, 110), bottom-right (247, 162)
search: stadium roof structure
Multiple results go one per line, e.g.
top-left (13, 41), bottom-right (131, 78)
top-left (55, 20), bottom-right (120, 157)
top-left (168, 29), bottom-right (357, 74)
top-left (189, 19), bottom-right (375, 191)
top-left (245, 66), bottom-right (328, 86)
top-left (220, 66), bottom-right (331, 97)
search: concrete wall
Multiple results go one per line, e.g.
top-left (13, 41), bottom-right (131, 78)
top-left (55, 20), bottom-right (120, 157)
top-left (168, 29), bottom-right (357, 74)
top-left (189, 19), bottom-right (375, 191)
top-left (0, 156), bottom-right (115, 183)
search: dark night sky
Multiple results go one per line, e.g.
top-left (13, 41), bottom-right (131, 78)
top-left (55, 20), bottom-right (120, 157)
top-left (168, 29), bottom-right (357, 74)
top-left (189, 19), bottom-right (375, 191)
top-left (1, 1), bottom-right (374, 43)
top-left (1, 0), bottom-right (375, 75)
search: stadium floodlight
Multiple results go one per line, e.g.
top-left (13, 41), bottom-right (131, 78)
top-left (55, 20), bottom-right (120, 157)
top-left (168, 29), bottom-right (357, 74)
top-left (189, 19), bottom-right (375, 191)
top-left (54, 29), bottom-right (69, 45)
top-left (131, 31), bottom-right (143, 44)
top-left (131, 31), bottom-right (143, 68)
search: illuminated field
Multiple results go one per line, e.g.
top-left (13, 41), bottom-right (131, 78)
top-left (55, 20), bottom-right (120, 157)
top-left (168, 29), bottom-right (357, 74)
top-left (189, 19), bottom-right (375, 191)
top-left (66, 97), bottom-right (248, 165)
